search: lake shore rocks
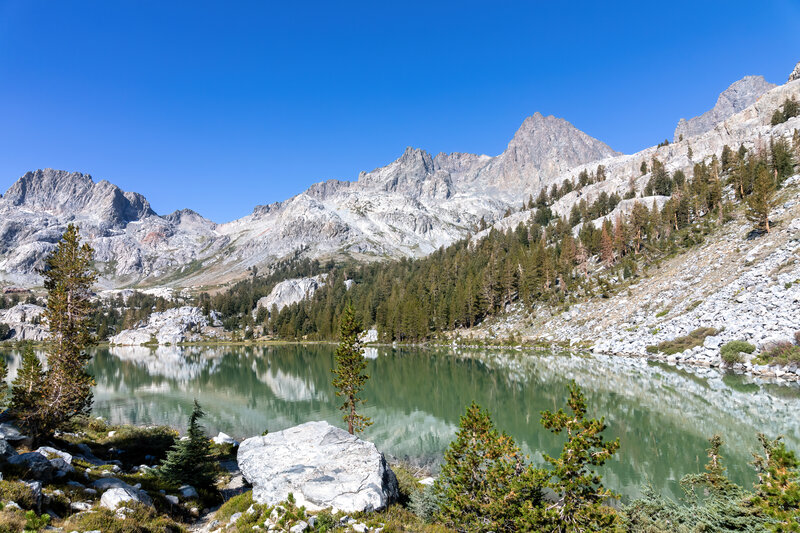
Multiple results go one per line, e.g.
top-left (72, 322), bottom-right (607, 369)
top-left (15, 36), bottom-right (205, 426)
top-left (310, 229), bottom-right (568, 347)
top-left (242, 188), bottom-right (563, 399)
top-left (238, 421), bottom-right (399, 513)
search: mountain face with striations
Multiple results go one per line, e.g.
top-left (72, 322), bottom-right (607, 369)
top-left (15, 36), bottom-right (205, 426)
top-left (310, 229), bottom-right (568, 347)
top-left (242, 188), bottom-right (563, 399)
top-left (674, 75), bottom-right (776, 141)
top-left (1, 63), bottom-right (797, 290)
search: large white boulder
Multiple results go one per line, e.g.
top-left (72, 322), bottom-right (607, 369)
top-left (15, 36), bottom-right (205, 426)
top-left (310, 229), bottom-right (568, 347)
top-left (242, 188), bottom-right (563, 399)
top-left (100, 487), bottom-right (153, 509)
top-left (237, 421), bottom-right (398, 513)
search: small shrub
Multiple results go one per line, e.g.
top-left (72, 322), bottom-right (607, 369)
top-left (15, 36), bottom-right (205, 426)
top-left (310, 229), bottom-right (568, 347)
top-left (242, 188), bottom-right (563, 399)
top-left (0, 481), bottom-right (36, 510)
top-left (686, 300), bottom-right (703, 312)
top-left (63, 504), bottom-right (185, 533)
top-left (410, 484), bottom-right (441, 523)
top-left (720, 340), bottom-right (756, 365)
top-left (758, 341), bottom-right (800, 365)
top-left (0, 508), bottom-right (26, 533)
top-left (23, 510), bottom-right (50, 532)
top-left (649, 327), bottom-right (718, 355)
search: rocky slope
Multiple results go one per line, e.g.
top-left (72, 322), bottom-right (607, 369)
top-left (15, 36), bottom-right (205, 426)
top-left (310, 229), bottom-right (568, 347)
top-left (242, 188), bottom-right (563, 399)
top-left (674, 75), bottom-right (775, 140)
top-left (470, 173), bottom-right (800, 380)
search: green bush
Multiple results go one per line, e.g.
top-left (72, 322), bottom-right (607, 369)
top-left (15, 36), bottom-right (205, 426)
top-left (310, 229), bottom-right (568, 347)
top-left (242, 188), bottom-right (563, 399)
top-left (410, 484), bottom-right (441, 523)
top-left (0, 481), bottom-right (36, 510)
top-left (646, 327), bottom-right (718, 355)
top-left (757, 341), bottom-right (800, 366)
top-left (720, 340), bottom-right (756, 364)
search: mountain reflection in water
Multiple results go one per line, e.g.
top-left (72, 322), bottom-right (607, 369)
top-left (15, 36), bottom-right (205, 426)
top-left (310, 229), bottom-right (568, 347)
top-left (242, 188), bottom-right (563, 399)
top-left (3, 344), bottom-right (799, 501)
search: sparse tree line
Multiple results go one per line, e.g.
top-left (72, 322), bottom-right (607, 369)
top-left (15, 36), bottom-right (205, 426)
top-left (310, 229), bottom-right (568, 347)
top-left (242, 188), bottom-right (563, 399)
top-left (215, 128), bottom-right (798, 343)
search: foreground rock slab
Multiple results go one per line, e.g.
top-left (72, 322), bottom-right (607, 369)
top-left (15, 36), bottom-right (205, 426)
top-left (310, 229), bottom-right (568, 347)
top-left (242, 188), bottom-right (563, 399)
top-left (238, 421), bottom-right (398, 513)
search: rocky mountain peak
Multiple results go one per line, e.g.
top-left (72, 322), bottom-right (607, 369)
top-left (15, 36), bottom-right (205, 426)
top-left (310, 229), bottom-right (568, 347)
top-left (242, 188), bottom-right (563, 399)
top-left (1, 168), bottom-right (155, 226)
top-left (674, 75), bottom-right (776, 140)
top-left (790, 61), bottom-right (800, 83)
top-left (488, 112), bottom-right (618, 194)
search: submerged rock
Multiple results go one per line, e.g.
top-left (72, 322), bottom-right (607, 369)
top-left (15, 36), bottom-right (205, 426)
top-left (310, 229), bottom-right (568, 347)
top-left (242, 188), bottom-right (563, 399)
top-left (238, 421), bottom-right (398, 513)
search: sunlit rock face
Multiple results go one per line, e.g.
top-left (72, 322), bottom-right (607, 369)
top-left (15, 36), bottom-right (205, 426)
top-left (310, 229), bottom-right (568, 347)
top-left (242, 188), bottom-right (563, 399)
top-left (108, 306), bottom-right (220, 345)
top-left (238, 421), bottom-right (399, 512)
top-left (0, 303), bottom-right (47, 341)
top-left (674, 75), bottom-right (776, 140)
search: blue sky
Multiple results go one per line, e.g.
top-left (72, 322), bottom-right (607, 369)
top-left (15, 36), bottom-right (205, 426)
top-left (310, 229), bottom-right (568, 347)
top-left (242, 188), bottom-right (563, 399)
top-left (1, 1), bottom-right (798, 222)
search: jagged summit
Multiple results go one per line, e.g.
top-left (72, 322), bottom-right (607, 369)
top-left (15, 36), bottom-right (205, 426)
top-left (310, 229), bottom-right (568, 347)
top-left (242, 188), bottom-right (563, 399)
top-left (789, 61), bottom-right (800, 83)
top-left (2, 168), bottom-right (155, 226)
top-left (674, 75), bottom-right (776, 141)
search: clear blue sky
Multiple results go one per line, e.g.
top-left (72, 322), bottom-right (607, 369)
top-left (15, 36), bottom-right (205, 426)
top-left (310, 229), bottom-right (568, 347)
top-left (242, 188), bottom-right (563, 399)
top-left (1, 1), bottom-right (798, 222)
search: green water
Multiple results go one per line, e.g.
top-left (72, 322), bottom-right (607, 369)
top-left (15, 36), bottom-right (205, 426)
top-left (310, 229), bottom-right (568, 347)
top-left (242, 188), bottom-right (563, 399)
top-left (4, 344), bottom-right (800, 502)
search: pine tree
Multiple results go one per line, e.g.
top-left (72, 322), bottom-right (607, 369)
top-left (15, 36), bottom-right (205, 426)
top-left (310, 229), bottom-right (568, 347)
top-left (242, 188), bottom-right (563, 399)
top-left (10, 343), bottom-right (45, 433)
top-left (751, 434), bottom-right (800, 532)
top-left (159, 400), bottom-right (217, 491)
top-left (331, 305), bottom-right (371, 434)
top-left (433, 403), bottom-right (543, 532)
top-left (18, 225), bottom-right (97, 442)
top-left (538, 381), bottom-right (621, 531)
top-left (0, 353), bottom-right (7, 409)
top-left (600, 224), bottom-right (614, 266)
top-left (746, 167), bottom-right (776, 233)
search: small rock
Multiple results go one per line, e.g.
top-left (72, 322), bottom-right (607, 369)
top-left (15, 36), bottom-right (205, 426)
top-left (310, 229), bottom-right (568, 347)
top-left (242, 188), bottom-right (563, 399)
top-left (179, 485), bottom-right (199, 499)
top-left (230, 512), bottom-right (243, 523)
top-left (351, 523), bottom-right (367, 533)
top-left (212, 432), bottom-right (239, 446)
top-left (165, 495), bottom-right (179, 505)
top-left (290, 522), bottom-right (309, 533)
top-left (70, 502), bottom-right (92, 512)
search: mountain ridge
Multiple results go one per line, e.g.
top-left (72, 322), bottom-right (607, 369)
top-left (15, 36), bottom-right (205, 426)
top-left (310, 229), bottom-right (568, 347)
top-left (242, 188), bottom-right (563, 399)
top-left (0, 65), bottom-right (795, 290)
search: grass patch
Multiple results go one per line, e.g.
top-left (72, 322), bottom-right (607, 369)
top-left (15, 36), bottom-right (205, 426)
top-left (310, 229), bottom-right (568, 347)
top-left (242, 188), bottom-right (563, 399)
top-left (686, 300), bottom-right (703, 312)
top-left (0, 481), bottom-right (37, 510)
top-left (755, 340), bottom-right (800, 366)
top-left (216, 491), bottom-right (253, 522)
top-left (720, 340), bottom-right (755, 365)
top-left (645, 327), bottom-right (718, 355)
top-left (63, 503), bottom-right (186, 533)
top-left (0, 508), bottom-right (27, 533)
top-left (655, 308), bottom-right (669, 318)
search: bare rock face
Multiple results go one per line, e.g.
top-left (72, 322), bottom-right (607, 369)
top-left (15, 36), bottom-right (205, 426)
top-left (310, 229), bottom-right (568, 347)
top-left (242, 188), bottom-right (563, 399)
top-left (790, 61), bottom-right (800, 83)
top-left (238, 421), bottom-right (399, 513)
top-left (109, 306), bottom-right (216, 345)
top-left (674, 76), bottom-right (776, 140)
top-left (255, 275), bottom-right (327, 314)
top-left (0, 303), bottom-right (47, 341)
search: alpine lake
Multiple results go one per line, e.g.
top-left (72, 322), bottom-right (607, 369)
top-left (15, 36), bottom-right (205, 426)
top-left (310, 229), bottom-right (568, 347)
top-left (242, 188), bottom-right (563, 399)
top-left (4, 343), bottom-right (800, 503)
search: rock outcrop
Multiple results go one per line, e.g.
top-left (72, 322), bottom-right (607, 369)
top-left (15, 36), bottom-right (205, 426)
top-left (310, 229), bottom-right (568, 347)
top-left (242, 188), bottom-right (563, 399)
top-left (789, 61), bottom-right (800, 83)
top-left (109, 306), bottom-right (219, 345)
top-left (674, 75), bottom-right (776, 140)
top-left (238, 421), bottom-right (399, 513)
top-left (0, 303), bottom-right (47, 341)
top-left (255, 275), bottom-right (327, 314)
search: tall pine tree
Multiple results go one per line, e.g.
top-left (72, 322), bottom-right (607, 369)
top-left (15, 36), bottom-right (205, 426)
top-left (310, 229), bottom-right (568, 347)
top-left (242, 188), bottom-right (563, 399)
top-left (746, 167), bottom-right (776, 234)
top-left (17, 225), bottom-right (97, 442)
top-left (331, 305), bottom-right (372, 434)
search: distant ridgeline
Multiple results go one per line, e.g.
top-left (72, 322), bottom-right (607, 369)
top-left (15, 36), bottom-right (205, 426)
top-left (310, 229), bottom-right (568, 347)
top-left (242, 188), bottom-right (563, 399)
top-left (209, 126), bottom-right (799, 342)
